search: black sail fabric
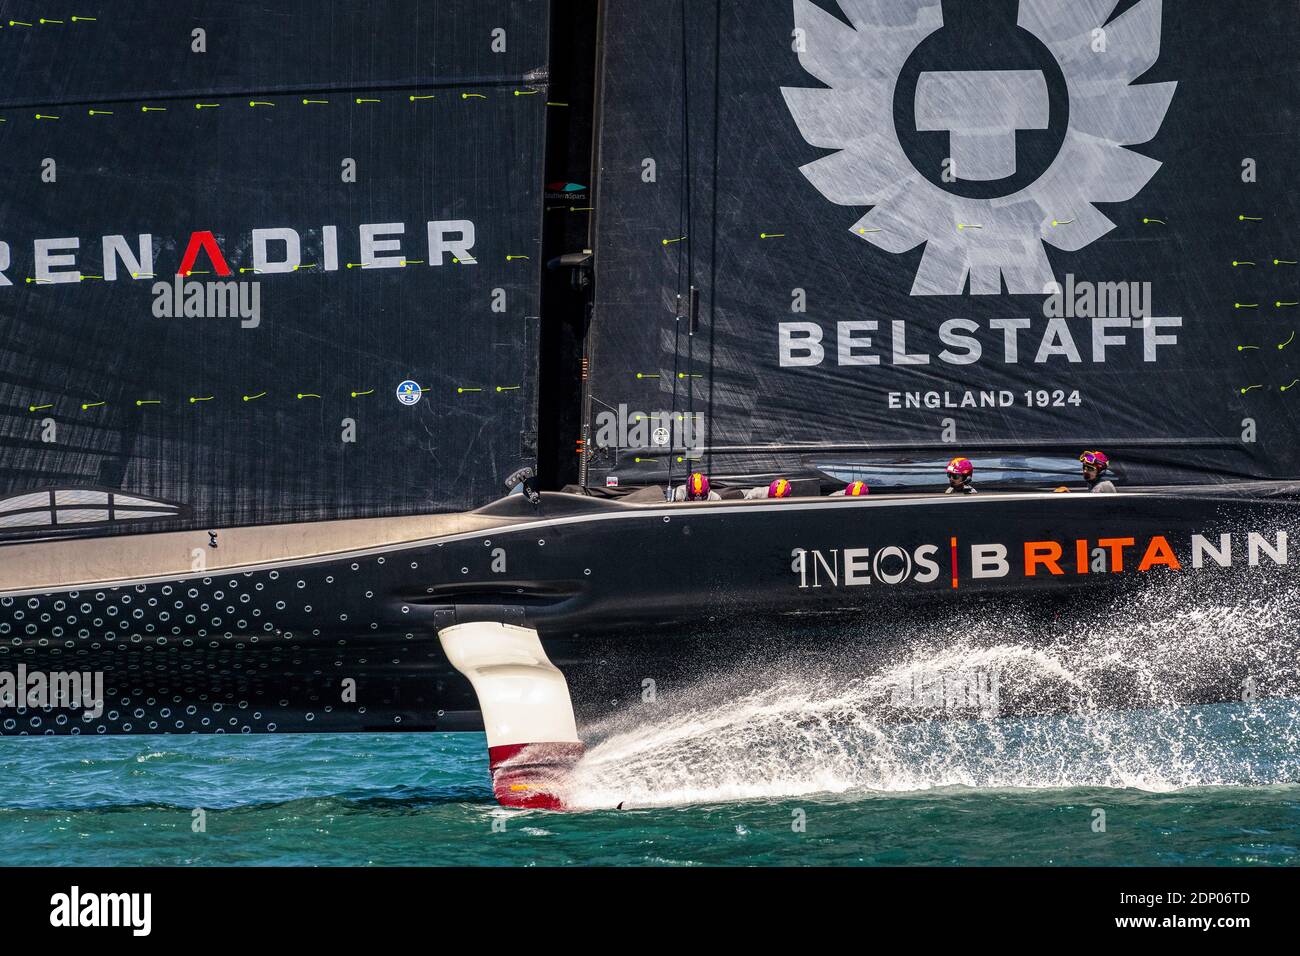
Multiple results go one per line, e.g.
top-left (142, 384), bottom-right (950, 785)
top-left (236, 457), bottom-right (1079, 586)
top-left (585, 0), bottom-right (1300, 487)
top-left (0, 0), bottom-right (548, 535)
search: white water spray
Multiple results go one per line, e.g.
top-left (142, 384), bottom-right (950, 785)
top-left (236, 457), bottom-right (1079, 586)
top-left (562, 572), bottom-right (1300, 809)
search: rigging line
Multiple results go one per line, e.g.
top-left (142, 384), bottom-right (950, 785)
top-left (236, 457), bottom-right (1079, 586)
top-left (681, 0), bottom-right (697, 430)
top-left (705, 0), bottom-right (722, 476)
top-left (667, 0), bottom-right (691, 495)
top-left (673, 0), bottom-right (688, 304)
top-left (669, 294), bottom-right (683, 493)
top-left (686, 0), bottom-right (696, 426)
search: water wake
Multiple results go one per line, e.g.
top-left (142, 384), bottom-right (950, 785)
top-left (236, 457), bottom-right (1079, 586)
top-left (563, 573), bottom-right (1300, 809)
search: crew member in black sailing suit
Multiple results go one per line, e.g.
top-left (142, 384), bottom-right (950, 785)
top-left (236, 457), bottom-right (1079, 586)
top-left (1054, 450), bottom-right (1116, 493)
top-left (945, 457), bottom-right (977, 494)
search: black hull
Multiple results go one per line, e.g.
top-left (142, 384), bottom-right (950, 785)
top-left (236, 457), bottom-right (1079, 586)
top-left (1, 486), bottom-right (1298, 736)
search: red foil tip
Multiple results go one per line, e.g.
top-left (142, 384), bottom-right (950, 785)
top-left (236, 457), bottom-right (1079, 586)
top-left (488, 741), bottom-right (586, 810)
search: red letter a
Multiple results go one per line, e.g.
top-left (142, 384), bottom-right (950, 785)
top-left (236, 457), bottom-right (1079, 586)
top-left (177, 230), bottom-right (232, 276)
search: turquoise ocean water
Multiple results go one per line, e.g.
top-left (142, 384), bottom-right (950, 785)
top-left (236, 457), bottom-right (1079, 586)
top-left (1, 699), bottom-right (1297, 866)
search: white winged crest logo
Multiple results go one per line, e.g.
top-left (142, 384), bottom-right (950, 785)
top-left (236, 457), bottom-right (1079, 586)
top-left (782, 0), bottom-right (1176, 296)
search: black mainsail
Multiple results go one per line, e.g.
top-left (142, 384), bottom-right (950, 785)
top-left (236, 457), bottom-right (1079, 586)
top-left (583, 0), bottom-right (1300, 490)
top-left (0, 0), bottom-right (549, 534)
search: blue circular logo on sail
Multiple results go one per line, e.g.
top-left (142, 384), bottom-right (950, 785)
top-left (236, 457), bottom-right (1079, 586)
top-left (395, 380), bottom-right (423, 406)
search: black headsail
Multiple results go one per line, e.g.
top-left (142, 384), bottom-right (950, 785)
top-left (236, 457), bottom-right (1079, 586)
top-left (583, 0), bottom-right (1300, 490)
top-left (0, 0), bottom-right (549, 538)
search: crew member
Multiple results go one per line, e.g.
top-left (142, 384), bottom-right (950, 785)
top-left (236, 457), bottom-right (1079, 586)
top-left (767, 478), bottom-right (793, 499)
top-left (673, 471), bottom-right (720, 501)
top-left (1055, 450), bottom-right (1115, 493)
top-left (743, 477), bottom-right (794, 499)
top-left (830, 480), bottom-right (870, 497)
top-left (945, 457), bottom-right (977, 494)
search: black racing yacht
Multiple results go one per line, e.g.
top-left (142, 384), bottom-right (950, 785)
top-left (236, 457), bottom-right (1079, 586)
top-left (2, 0), bottom-right (1298, 809)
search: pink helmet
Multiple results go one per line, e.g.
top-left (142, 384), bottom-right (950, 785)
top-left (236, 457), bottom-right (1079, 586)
top-left (1079, 450), bottom-right (1110, 471)
top-left (845, 480), bottom-right (869, 497)
top-left (685, 472), bottom-right (711, 500)
top-left (768, 478), bottom-right (792, 498)
top-left (946, 457), bottom-right (974, 478)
